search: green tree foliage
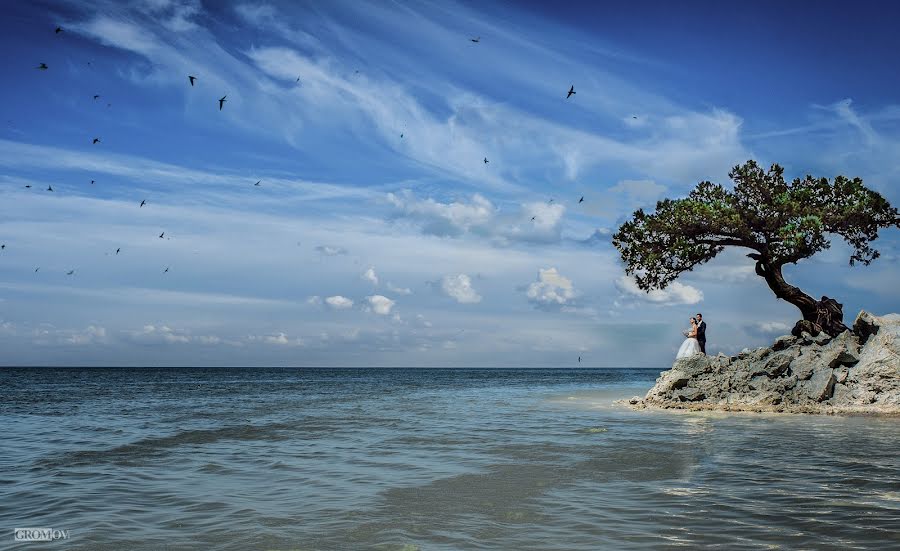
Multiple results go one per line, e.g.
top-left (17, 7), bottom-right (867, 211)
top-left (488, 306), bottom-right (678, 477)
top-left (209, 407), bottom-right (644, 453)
top-left (612, 160), bottom-right (899, 335)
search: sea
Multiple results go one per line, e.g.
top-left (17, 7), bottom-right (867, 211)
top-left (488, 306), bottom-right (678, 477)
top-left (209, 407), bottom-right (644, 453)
top-left (1, 367), bottom-right (898, 550)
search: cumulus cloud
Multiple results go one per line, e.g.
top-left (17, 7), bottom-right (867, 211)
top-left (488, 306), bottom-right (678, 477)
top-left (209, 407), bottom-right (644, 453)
top-left (387, 282), bottom-right (412, 295)
top-left (251, 332), bottom-right (305, 347)
top-left (441, 274), bottom-right (482, 304)
top-left (387, 191), bottom-right (495, 236)
top-left (325, 295), bottom-right (354, 309)
top-left (315, 245), bottom-right (348, 256)
top-left (522, 202), bottom-right (565, 232)
top-left (388, 191), bottom-right (566, 243)
top-left (526, 267), bottom-right (576, 307)
top-left (747, 321), bottom-right (792, 337)
top-left (64, 325), bottom-right (108, 345)
top-left (362, 267), bottom-right (378, 285)
top-left (615, 276), bottom-right (703, 305)
top-left (128, 324), bottom-right (220, 344)
top-left (366, 295), bottom-right (395, 315)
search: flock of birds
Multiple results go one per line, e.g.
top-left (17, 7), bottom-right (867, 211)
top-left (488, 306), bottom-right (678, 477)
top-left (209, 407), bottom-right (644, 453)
top-left (10, 27), bottom-right (605, 362)
top-left (10, 28), bottom-right (600, 281)
top-left (17, 26), bottom-right (262, 276)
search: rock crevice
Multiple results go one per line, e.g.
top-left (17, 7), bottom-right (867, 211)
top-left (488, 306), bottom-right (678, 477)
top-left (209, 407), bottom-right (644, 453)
top-left (630, 311), bottom-right (900, 414)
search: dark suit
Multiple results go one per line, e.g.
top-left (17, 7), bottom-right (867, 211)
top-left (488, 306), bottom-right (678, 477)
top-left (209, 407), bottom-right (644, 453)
top-left (696, 320), bottom-right (707, 354)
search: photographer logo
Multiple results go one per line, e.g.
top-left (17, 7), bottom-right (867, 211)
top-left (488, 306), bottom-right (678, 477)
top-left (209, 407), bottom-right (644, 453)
top-left (14, 528), bottom-right (70, 542)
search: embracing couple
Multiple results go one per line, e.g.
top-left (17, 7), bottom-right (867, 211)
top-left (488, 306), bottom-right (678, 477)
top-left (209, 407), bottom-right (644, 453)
top-left (676, 313), bottom-right (707, 359)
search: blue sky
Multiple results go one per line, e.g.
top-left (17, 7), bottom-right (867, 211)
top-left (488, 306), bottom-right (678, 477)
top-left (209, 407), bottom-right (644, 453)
top-left (1, 0), bottom-right (899, 367)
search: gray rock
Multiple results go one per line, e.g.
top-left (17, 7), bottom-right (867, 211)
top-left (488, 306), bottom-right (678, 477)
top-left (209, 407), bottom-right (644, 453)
top-left (675, 387), bottom-right (705, 401)
top-left (748, 375), bottom-right (770, 391)
top-left (834, 367), bottom-right (849, 384)
top-left (790, 355), bottom-right (816, 381)
top-left (853, 310), bottom-right (880, 345)
top-left (751, 351), bottom-right (795, 378)
top-left (637, 311), bottom-right (900, 414)
top-left (772, 335), bottom-right (797, 351)
top-left (805, 369), bottom-right (836, 402)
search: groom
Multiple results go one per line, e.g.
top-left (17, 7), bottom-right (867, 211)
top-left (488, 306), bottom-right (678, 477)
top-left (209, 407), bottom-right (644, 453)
top-left (696, 313), bottom-right (707, 354)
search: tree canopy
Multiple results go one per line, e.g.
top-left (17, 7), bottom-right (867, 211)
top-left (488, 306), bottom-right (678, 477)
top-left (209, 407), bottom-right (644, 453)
top-left (612, 160), bottom-right (900, 335)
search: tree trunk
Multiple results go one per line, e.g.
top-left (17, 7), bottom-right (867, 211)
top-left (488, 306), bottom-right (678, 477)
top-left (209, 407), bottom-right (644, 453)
top-left (754, 260), bottom-right (818, 321)
top-left (753, 259), bottom-right (849, 337)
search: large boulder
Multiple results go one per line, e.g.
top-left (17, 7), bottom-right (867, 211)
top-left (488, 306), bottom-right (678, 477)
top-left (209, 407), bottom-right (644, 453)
top-left (633, 311), bottom-right (900, 414)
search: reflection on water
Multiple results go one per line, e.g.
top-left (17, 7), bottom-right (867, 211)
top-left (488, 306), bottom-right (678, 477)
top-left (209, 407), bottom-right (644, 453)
top-left (1, 367), bottom-right (898, 550)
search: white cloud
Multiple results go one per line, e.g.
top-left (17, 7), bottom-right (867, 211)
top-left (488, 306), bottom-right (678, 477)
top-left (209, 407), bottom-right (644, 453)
top-left (387, 191), bottom-right (495, 236)
top-left (256, 332), bottom-right (305, 347)
top-left (316, 245), bottom-right (348, 256)
top-left (750, 321), bottom-right (791, 335)
top-left (522, 202), bottom-right (565, 232)
top-left (366, 295), bottom-right (395, 315)
top-left (306, 295), bottom-right (323, 305)
top-left (64, 325), bottom-right (108, 345)
top-left (387, 282), bottom-right (412, 295)
top-left (615, 276), bottom-right (703, 305)
top-left (388, 191), bottom-right (566, 243)
top-left (526, 267), bottom-right (576, 306)
top-left (414, 314), bottom-right (432, 328)
top-left (441, 274), bottom-right (482, 304)
top-left (362, 267), bottom-right (378, 285)
top-left (127, 324), bottom-right (219, 345)
top-left (325, 295), bottom-right (354, 309)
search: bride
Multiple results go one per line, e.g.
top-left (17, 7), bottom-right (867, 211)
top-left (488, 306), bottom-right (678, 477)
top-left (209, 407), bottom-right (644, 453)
top-left (676, 317), bottom-right (702, 359)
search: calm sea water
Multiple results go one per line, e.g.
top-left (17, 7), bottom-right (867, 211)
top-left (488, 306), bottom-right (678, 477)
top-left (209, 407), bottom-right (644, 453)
top-left (1, 367), bottom-right (898, 550)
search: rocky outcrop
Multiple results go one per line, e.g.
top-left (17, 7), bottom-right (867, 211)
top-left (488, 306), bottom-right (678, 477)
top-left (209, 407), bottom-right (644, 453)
top-left (630, 311), bottom-right (900, 415)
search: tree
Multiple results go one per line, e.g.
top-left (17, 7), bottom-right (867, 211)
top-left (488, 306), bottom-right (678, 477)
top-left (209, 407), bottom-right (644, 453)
top-left (612, 160), bottom-right (900, 337)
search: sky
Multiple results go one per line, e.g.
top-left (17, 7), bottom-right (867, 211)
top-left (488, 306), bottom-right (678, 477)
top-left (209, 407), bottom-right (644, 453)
top-left (1, 0), bottom-right (899, 367)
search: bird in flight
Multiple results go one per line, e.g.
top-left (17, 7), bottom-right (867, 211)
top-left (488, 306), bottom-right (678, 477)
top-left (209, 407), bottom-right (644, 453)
top-left (25, 185), bottom-right (31, 189)
top-left (47, 185), bottom-right (54, 192)
top-left (470, 36), bottom-right (480, 43)
top-left (93, 95), bottom-right (100, 100)
top-left (1, 244), bottom-right (5, 250)
top-left (90, 180), bottom-right (95, 185)
top-left (55, 26), bottom-right (63, 34)
top-left (578, 356), bottom-right (582, 363)
top-left (578, 196), bottom-right (584, 203)
top-left (115, 248), bottom-right (120, 255)
top-left (140, 200), bottom-right (146, 207)
top-left (189, 75), bottom-right (196, 86)
top-left (159, 232), bottom-right (165, 239)
top-left (219, 95), bottom-right (227, 110)
top-left (35, 267), bottom-right (40, 273)
top-left (37, 63), bottom-right (48, 70)
top-left (483, 157), bottom-right (489, 164)
top-left (92, 138), bottom-right (100, 144)
top-left (164, 266), bottom-right (169, 273)
top-left (254, 180), bottom-right (261, 186)
top-left (548, 198), bottom-right (554, 204)
top-left (531, 216), bottom-right (536, 221)
top-left (400, 133), bottom-right (404, 138)
top-left (296, 75), bottom-right (302, 83)
top-left (66, 270), bottom-right (75, 276)
top-left (567, 85), bottom-right (575, 98)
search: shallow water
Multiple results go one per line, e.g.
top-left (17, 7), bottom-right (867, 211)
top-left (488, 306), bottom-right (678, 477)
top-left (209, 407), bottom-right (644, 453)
top-left (1, 367), bottom-right (898, 550)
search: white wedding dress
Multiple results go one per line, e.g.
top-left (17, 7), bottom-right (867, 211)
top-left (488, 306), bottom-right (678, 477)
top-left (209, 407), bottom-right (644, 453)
top-left (676, 334), bottom-right (702, 359)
